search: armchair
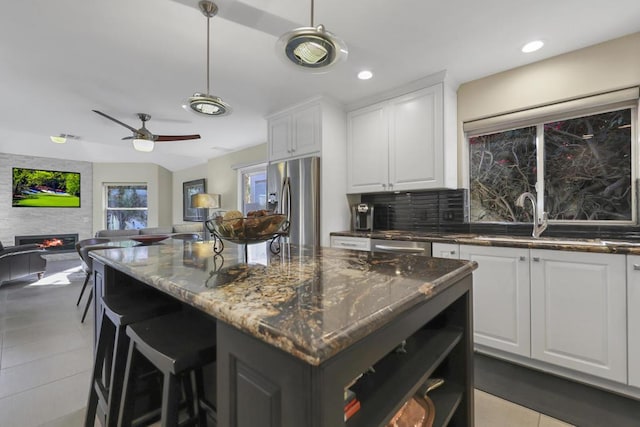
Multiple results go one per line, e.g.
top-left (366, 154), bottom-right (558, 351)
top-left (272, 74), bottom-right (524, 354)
top-left (0, 243), bottom-right (47, 286)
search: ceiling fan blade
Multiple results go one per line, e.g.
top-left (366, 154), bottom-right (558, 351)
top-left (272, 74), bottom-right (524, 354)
top-left (155, 134), bottom-right (201, 142)
top-left (92, 110), bottom-right (139, 134)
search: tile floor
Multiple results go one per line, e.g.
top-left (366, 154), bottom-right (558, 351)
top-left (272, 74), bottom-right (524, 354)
top-left (0, 259), bottom-right (574, 427)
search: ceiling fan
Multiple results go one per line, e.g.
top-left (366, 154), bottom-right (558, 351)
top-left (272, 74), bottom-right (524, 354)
top-left (92, 110), bottom-right (201, 152)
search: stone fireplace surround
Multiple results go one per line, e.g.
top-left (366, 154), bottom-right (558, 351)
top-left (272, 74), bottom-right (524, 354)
top-left (1, 153), bottom-right (93, 261)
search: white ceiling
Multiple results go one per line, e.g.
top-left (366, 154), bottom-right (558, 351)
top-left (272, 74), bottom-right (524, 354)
top-left (1, 0), bottom-right (639, 171)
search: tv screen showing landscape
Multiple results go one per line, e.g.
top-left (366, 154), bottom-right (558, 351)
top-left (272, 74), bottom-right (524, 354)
top-left (12, 167), bottom-right (80, 208)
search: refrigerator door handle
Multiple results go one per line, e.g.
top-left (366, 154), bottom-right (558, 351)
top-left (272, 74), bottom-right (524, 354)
top-left (281, 177), bottom-right (292, 224)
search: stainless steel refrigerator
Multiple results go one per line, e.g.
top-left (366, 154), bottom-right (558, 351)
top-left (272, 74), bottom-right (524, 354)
top-left (267, 156), bottom-right (320, 247)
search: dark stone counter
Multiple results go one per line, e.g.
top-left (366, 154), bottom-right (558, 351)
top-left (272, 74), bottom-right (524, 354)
top-left (331, 230), bottom-right (640, 254)
top-left (90, 239), bottom-right (476, 365)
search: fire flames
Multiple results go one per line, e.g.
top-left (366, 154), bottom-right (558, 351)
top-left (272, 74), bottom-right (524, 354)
top-left (39, 238), bottom-right (63, 248)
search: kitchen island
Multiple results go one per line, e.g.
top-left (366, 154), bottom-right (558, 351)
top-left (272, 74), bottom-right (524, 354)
top-left (90, 239), bottom-right (477, 427)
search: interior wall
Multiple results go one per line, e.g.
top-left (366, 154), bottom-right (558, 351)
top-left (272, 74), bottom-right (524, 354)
top-left (0, 152), bottom-right (93, 246)
top-left (92, 162), bottom-right (171, 234)
top-left (171, 163), bottom-right (209, 224)
top-left (456, 31), bottom-right (640, 187)
top-left (206, 144), bottom-right (268, 212)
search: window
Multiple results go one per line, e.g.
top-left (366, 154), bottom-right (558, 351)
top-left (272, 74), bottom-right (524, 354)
top-left (105, 184), bottom-right (148, 230)
top-left (238, 165), bottom-right (267, 215)
top-left (469, 107), bottom-right (635, 223)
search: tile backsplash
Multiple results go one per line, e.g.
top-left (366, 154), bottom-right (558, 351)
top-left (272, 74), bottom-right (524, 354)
top-left (361, 188), bottom-right (640, 240)
top-left (362, 189), bottom-right (468, 232)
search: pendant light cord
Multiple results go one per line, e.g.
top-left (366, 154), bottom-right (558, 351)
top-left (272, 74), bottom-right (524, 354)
top-left (310, 0), bottom-right (314, 26)
top-left (206, 14), bottom-right (211, 96)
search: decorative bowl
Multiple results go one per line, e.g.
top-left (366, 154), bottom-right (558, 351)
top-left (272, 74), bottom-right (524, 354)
top-left (207, 211), bottom-right (288, 244)
top-left (130, 234), bottom-right (170, 245)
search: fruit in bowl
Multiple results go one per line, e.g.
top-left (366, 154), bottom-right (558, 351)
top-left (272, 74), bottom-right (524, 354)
top-left (209, 210), bottom-right (287, 241)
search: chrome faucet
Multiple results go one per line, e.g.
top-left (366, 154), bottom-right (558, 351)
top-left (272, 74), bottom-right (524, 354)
top-left (515, 192), bottom-right (548, 238)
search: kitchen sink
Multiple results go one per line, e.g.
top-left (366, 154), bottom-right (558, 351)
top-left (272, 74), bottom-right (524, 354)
top-left (473, 236), bottom-right (606, 246)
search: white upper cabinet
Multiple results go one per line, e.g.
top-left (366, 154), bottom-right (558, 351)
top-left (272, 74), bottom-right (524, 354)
top-left (388, 87), bottom-right (443, 191)
top-left (626, 255), bottom-right (640, 388)
top-left (530, 249), bottom-right (626, 383)
top-left (459, 245), bottom-right (531, 357)
top-left (268, 101), bottom-right (321, 162)
top-left (347, 75), bottom-right (457, 193)
top-left (346, 102), bottom-right (389, 193)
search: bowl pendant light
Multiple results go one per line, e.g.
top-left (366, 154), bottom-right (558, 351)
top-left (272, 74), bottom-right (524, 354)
top-left (188, 0), bottom-right (230, 116)
top-left (278, 0), bottom-right (348, 71)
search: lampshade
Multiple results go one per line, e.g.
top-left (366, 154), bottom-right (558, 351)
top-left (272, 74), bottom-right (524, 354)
top-left (133, 138), bottom-right (154, 152)
top-left (191, 193), bottom-right (221, 209)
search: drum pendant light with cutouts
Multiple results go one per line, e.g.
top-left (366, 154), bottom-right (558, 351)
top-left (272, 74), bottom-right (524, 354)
top-left (277, 0), bottom-right (348, 71)
top-left (188, 0), bottom-right (230, 116)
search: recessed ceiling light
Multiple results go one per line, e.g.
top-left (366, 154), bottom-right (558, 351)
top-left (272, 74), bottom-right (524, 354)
top-left (50, 135), bottom-right (66, 144)
top-left (357, 70), bottom-right (373, 80)
top-left (50, 133), bottom-right (80, 144)
top-left (522, 40), bottom-right (544, 53)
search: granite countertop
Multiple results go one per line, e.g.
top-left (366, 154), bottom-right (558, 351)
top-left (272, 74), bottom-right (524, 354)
top-left (90, 239), bottom-right (476, 365)
top-left (331, 230), bottom-right (640, 254)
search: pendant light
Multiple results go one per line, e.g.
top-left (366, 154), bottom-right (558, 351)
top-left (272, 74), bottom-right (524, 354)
top-left (188, 0), bottom-right (230, 116)
top-left (277, 0), bottom-right (348, 71)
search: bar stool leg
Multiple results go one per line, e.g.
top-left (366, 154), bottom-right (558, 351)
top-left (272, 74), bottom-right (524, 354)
top-left (118, 341), bottom-right (139, 427)
top-left (85, 314), bottom-right (112, 427)
top-left (161, 374), bottom-right (180, 427)
top-left (105, 326), bottom-right (129, 426)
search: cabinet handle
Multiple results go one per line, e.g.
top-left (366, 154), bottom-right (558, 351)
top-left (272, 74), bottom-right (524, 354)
top-left (519, 256), bottom-right (526, 261)
top-left (533, 257), bottom-right (540, 262)
top-left (634, 264), bottom-right (640, 271)
top-left (341, 243), bottom-right (357, 247)
top-left (450, 251), bottom-right (456, 255)
top-left (382, 184), bottom-right (387, 189)
top-left (389, 183), bottom-right (393, 189)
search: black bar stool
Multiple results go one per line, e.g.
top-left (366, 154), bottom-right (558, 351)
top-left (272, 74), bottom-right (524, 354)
top-left (84, 291), bottom-right (181, 427)
top-left (118, 309), bottom-right (217, 427)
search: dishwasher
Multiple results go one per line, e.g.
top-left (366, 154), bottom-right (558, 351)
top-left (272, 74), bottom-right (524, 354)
top-left (370, 239), bottom-right (432, 257)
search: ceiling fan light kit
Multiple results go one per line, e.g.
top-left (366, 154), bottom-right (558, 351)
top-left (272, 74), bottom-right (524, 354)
top-left (132, 138), bottom-right (155, 152)
top-left (278, 0), bottom-right (348, 71)
top-left (189, 0), bottom-right (230, 117)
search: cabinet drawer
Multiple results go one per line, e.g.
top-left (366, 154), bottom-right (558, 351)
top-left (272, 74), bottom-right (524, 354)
top-left (330, 236), bottom-right (370, 251)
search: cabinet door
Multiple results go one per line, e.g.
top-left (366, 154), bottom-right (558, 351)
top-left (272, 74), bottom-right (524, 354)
top-left (459, 245), bottom-right (530, 356)
top-left (628, 255), bottom-right (640, 388)
top-left (530, 250), bottom-right (626, 382)
top-left (432, 242), bottom-right (459, 259)
top-left (268, 114), bottom-right (292, 162)
top-left (388, 85), bottom-right (443, 191)
top-left (292, 103), bottom-right (321, 157)
top-left (347, 103), bottom-right (389, 193)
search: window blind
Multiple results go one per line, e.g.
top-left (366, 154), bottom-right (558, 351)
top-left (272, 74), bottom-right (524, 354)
top-left (463, 87), bottom-right (639, 136)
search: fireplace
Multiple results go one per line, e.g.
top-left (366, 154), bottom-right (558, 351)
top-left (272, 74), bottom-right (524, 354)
top-left (15, 233), bottom-right (79, 253)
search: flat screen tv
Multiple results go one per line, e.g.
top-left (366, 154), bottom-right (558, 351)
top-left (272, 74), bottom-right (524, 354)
top-left (12, 167), bottom-right (81, 208)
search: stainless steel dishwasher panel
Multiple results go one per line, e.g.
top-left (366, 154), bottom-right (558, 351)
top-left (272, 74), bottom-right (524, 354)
top-left (370, 239), bottom-right (432, 257)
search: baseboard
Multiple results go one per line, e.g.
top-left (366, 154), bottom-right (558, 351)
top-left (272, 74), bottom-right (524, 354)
top-left (474, 353), bottom-right (640, 427)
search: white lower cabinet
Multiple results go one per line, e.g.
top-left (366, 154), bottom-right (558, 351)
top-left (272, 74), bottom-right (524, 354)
top-left (330, 236), bottom-right (371, 251)
top-left (459, 245), bottom-right (531, 357)
top-left (530, 249), bottom-right (627, 383)
top-left (432, 242), bottom-right (459, 259)
top-left (626, 256), bottom-right (640, 388)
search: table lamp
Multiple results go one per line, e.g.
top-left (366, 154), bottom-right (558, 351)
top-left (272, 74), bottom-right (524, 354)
top-left (191, 193), bottom-right (221, 240)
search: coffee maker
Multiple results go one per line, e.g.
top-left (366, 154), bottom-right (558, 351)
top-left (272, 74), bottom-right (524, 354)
top-left (351, 203), bottom-right (374, 231)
